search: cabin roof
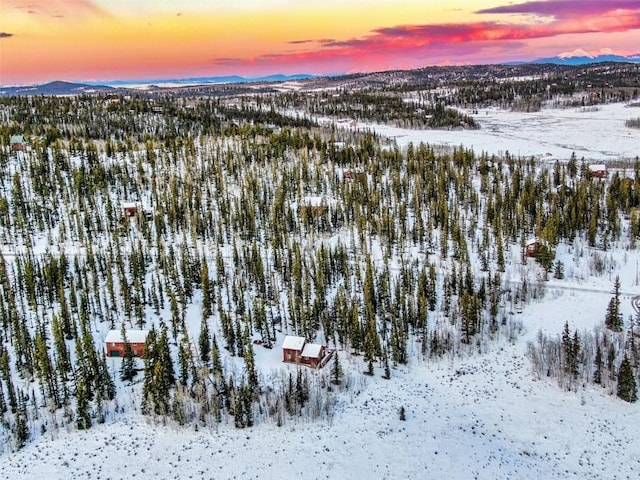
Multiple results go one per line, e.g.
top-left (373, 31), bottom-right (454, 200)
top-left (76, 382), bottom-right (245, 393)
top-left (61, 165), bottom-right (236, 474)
top-left (282, 335), bottom-right (306, 351)
top-left (301, 343), bottom-right (323, 359)
top-left (105, 329), bottom-right (148, 344)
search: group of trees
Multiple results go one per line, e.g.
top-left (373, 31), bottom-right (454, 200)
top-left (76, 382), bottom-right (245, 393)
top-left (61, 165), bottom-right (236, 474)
top-left (527, 277), bottom-right (638, 402)
top-left (0, 88), bottom-right (638, 450)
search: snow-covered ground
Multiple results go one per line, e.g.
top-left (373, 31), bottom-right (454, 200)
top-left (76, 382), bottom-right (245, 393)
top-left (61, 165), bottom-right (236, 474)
top-left (354, 103), bottom-right (640, 161)
top-left (3, 261), bottom-right (640, 479)
top-left (3, 306), bottom-right (639, 480)
top-left (2, 103), bottom-right (640, 480)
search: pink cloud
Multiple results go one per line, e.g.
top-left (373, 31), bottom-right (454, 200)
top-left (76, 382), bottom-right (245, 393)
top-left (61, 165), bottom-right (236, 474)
top-left (214, 3), bottom-right (640, 73)
top-left (477, 0), bottom-right (640, 18)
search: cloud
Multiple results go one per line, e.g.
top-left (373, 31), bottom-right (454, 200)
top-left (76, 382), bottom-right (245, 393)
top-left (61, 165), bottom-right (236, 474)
top-left (4, 0), bottom-right (111, 18)
top-left (213, 1), bottom-right (640, 72)
top-left (0, 32), bottom-right (14, 38)
top-left (477, 0), bottom-right (640, 18)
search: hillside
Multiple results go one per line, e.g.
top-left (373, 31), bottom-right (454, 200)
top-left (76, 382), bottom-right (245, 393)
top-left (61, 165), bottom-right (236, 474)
top-left (0, 84), bottom-right (638, 478)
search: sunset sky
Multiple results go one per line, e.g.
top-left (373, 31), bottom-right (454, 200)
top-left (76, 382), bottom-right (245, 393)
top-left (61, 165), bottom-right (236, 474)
top-left (1, 0), bottom-right (639, 85)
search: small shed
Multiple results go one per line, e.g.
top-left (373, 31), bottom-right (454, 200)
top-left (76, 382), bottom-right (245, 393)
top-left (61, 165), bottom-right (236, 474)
top-left (105, 329), bottom-right (148, 357)
top-left (525, 238), bottom-right (540, 257)
top-left (10, 135), bottom-right (26, 151)
top-left (589, 164), bottom-right (607, 179)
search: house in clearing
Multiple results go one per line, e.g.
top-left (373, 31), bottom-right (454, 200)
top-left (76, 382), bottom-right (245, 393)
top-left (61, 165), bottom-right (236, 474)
top-left (105, 329), bottom-right (148, 357)
top-left (343, 168), bottom-right (366, 181)
top-left (122, 202), bottom-right (153, 219)
top-left (10, 135), bottom-right (26, 151)
top-left (122, 202), bottom-right (139, 217)
top-left (282, 335), bottom-right (329, 368)
top-left (589, 164), bottom-right (607, 179)
top-left (525, 238), bottom-right (540, 257)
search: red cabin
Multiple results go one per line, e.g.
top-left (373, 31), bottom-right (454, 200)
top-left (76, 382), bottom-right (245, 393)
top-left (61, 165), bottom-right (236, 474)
top-left (589, 164), bottom-right (607, 179)
top-left (282, 335), bottom-right (327, 368)
top-left (105, 329), bottom-right (148, 357)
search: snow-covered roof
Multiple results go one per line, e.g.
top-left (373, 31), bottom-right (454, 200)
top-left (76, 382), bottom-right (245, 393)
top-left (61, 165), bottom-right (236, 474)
top-left (526, 238), bottom-right (539, 246)
top-left (588, 164), bottom-right (606, 171)
top-left (10, 135), bottom-right (25, 144)
top-left (122, 202), bottom-right (139, 209)
top-left (282, 335), bottom-right (306, 351)
top-left (301, 343), bottom-right (323, 359)
top-left (105, 329), bottom-right (148, 344)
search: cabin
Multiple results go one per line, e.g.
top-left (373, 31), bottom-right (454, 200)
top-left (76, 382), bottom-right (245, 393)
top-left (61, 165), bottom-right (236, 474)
top-left (343, 169), bottom-right (366, 181)
top-left (525, 238), bottom-right (540, 257)
top-left (10, 135), bottom-right (26, 151)
top-left (282, 335), bottom-right (327, 368)
top-left (589, 164), bottom-right (607, 179)
top-left (122, 202), bottom-right (139, 217)
top-left (122, 202), bottom-right (153, 219)
top-left (105, 329), bottom-right (148, 357)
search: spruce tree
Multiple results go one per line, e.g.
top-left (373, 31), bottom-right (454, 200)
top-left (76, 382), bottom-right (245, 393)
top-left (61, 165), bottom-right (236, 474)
top-left (605, 276), bottom-right (623, 332)
top-left (593, 344), bottom-right (604, 386)
top-left (199, 318), bottom-right (211, 364)
top-left (617, 355), bottom-right (637, 403)
top-left (120, 325), bottom-right (137, 383)
top-left (331, 353), bottom-right (343, 385)
top-left (75, 378), bottom-right (91, 430)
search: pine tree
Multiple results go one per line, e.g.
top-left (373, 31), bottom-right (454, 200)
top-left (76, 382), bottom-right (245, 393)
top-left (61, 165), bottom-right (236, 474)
top-left (75, 378), bottom-right (91, 430)
top-left (331, 353), bottom-right (343, 385)
top-left (120, 325), bottom-right (137, 383)
top-left (211, 334), bottom-right (223, 379)
top-left (199, 318), bottom-right (211, 365)
top-left (14, 408), bottom-right (29, 449)
top-left (178, 339), bottom-right (192, 386)
top-left (617, 355), bottom-right (637, 403)
top-left (243, 327), bottom-right (259, 396)
top-left (605, 276), bottom-right (623, 332)
top-left (593, 343), bottom-right (604, 386)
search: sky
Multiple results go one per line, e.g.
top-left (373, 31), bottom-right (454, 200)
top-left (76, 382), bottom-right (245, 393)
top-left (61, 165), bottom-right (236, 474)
top-left (1, 0), bottom-right (639, 85)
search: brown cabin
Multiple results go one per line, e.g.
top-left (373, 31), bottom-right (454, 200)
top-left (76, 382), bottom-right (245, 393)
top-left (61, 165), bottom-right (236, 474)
top-left (343, 169), bottom-right (366, 181)
top-left (123, 202), bottom-right (153, 219)
top-left (123, 202), bottom-right (139, 217)
top-left (282, 335), bottom-right (327, 368)
top-left (105, 329), bottom-right (148, 357)
top-left (525, 238), bottom-right (540, 257)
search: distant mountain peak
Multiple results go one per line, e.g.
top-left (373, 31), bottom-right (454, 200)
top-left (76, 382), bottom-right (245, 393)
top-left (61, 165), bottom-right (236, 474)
top-left (516, 50), bottom-right (640, 66)
top-left (557, 48), bottom-right (623, 59)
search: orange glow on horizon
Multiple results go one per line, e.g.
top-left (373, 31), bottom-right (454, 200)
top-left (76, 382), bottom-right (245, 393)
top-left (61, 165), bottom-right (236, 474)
top-left (1, 1), bottom-right (639, 84)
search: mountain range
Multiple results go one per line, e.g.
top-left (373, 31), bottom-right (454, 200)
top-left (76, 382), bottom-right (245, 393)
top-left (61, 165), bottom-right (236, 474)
top-left (2, 55), bottom-right (639, 96)
top-left (516, 51), bottom-right (640, 66)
